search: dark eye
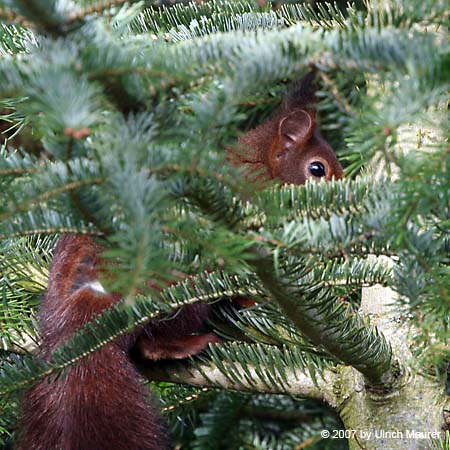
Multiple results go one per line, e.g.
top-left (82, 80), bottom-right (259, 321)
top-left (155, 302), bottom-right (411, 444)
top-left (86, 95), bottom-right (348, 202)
top-left (308, 161), bottom-right (326, 177)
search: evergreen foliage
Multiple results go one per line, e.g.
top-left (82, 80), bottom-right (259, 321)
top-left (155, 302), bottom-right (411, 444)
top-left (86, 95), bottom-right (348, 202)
top-left (0, 0), bottom-right (448, 448)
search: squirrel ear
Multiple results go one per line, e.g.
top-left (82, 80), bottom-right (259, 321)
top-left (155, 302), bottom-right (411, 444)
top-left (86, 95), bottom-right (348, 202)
top-left (278, 109), bottom-right (315, 149)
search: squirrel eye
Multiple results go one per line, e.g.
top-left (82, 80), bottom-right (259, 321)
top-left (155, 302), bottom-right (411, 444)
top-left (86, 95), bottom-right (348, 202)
top-left (308, 161), bottom-right (326, 177)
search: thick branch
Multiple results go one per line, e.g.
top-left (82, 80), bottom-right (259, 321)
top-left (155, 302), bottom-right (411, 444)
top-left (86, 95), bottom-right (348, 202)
top-left (140, 360), bottom-right (337, 405)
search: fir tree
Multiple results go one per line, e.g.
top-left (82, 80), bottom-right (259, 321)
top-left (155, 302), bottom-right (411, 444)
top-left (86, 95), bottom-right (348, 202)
top-left (0, 0), bottom-right (448, 449)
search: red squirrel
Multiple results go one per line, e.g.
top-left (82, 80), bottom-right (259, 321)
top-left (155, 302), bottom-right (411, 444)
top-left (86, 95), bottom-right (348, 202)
top-left (16, 235), bottom-right (219, 450)
top-left (17, 73), bottom-right (343, 450)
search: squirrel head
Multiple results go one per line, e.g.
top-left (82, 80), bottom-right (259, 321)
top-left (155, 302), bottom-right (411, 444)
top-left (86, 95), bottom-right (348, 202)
top-left (229, 73), bottom-right (343, 185)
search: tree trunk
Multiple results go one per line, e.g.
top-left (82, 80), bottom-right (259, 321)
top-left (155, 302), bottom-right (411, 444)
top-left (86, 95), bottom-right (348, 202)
top-left (332, 273), bottom-right (449, 450)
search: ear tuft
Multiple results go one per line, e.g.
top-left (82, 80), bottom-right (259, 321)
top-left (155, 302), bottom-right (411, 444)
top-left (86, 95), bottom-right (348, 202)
top-left (278, 109), bottom-right (315, 149)
top-left (284, 72), bottom-right (317, 110)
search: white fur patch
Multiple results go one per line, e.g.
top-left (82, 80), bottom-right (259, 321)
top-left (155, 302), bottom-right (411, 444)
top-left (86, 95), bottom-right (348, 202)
top-left (85, 280), bottom-right (107, 294)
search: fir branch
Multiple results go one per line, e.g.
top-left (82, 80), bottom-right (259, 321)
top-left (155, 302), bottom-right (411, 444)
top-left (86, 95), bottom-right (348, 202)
top-left (0, 207), bottom-right (101, 241)
top-left (141, 352), bottom-right (334, 403)
top-left (259, 175), bottom-right (393, 224)
top-left (250, 247), bottom-right (393, 386)
top-left (0, 177), bottom-right (103, 222)
top-left (279, 1), bottom-right (351, 30)
top-left (213, 256), bottom-right (392, 349)
top-left (172, 176), bottom-right (249, 231)
top-left (132, 0), bottom-right (268, 35)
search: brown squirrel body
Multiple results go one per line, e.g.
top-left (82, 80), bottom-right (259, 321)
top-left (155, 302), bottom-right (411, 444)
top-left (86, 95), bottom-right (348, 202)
top-left (16, 236), bottom-right (170, 450)
top-left (17, 74), bottom-right (343, 450)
